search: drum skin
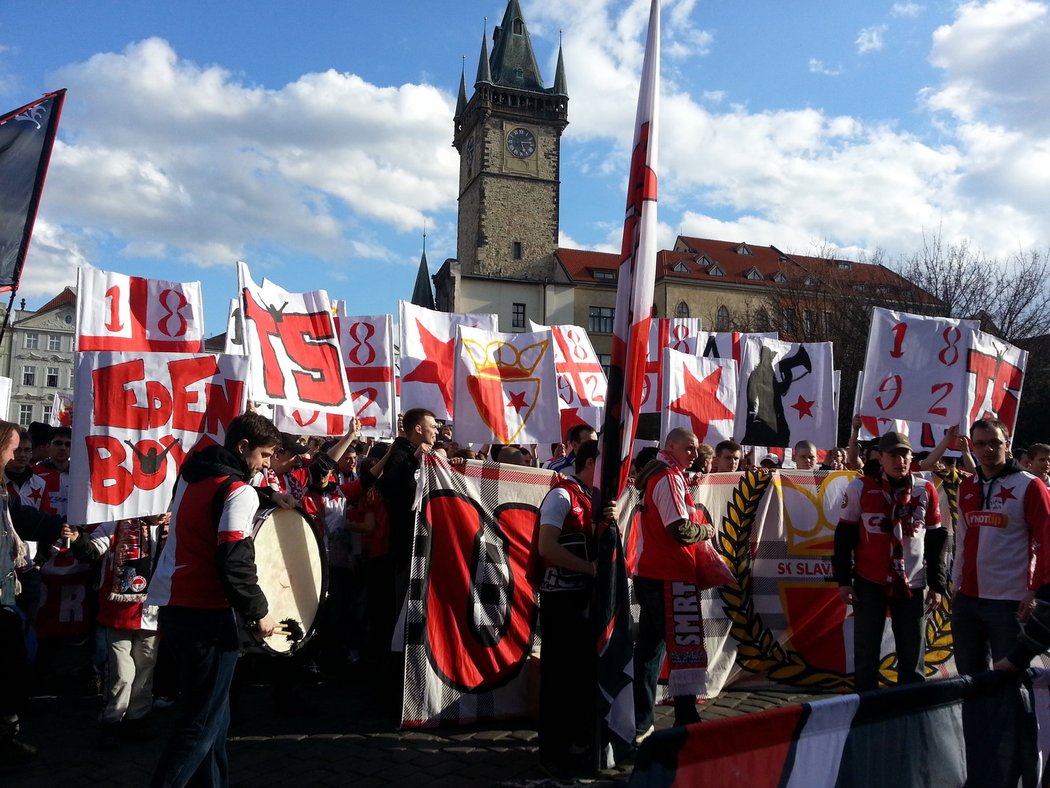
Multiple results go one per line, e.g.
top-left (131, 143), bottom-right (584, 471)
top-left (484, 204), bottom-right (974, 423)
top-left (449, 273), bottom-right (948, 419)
top-left (250, 507), bottom-right (327, 655)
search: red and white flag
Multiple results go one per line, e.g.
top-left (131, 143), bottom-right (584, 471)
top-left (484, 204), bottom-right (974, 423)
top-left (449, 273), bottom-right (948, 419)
top-left (596, 0), bottom-right (661, 502)
top-left (238, 261), bottom-right (354, 414)
top-left (452, 325), bottom-right (559, 445)
top-left (641, 317), bottom-right (702, 414)
top-left (76, 268), bottom-right (205, 353)
top-left (963, 329), bottom-right (1027, 435)
top-left (529, 320), bottom-right (606, 436)
top-left (660, 348), bottom-right (737, 445)
top-left (595, 0), bottom-right (661, 761)
top-left (50, 391), bottom-right (73, 427)
top-left (399, 301), bottom-right (496, 420)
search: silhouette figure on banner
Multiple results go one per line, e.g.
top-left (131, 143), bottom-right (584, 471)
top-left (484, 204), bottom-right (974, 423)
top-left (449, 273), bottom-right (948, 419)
top-left (742, 346), bottom-right (811, 447)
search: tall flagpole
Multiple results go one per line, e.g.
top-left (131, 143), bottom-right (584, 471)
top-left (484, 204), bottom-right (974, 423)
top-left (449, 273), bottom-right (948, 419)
top-left (594, 0), bottom-right (660, 769)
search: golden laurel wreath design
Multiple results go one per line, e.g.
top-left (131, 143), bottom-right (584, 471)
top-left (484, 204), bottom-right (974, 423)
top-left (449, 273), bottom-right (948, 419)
top-left (717, 469), bottom-right (955, 691)
top-left (715, 469), bottom-right (854, 691)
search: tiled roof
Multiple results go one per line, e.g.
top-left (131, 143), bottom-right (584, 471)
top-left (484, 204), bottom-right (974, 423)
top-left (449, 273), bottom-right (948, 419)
top-left (556, 236), bottom-right (936, 304)
top-left (36, 286), bottom-right (76, 314)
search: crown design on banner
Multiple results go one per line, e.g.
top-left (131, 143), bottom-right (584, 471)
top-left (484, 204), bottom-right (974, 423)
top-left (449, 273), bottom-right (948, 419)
top-left (463, 339), bottom-right (548, 380)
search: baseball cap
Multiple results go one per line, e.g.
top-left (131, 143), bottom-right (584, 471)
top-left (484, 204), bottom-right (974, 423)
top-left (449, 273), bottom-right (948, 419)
top-left (280, 433), bottom-right (310, 455)
top-left (877, 431), bottom-right (911, 453)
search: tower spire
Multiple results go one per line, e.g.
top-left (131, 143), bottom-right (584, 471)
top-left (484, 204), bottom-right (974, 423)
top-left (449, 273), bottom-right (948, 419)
top-left (455, 57), bottom-right (467, 118)
top-left (489, 0), bottom-right (545, 91)
top-left (411, 222), bottom-right (435, 310)
top-left (553, 37), bottom-right (568, 96)
top-left (475, 18), bottom-right (492, 86)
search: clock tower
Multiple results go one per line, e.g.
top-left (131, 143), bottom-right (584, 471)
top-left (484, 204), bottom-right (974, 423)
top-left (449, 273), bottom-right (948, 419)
top-left (451, 0), bottom-right (568, 283)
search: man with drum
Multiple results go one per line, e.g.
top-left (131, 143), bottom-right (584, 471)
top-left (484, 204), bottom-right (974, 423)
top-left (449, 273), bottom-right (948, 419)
top-left (148, 413), bottom-right (288, 788)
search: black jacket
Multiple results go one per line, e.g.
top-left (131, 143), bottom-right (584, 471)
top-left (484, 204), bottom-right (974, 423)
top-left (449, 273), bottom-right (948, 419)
top-left (178, 445), bottom-right (268, 621)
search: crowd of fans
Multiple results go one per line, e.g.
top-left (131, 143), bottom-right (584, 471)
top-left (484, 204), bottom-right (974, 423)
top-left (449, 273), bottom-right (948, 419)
top-left (3, 409), bottom-right (1050, 782)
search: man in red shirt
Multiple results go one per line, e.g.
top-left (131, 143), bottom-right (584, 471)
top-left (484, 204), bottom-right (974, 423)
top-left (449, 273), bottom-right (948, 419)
top-left (632, 428), bottom-right (718, 741)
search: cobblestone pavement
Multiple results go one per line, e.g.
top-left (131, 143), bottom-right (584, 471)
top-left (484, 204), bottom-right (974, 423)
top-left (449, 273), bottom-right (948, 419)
top-left (5, 646), bottom-right (824, 787)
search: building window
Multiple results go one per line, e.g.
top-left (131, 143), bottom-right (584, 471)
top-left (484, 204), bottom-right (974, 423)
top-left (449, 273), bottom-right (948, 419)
top-left (803, 310), bottom-right (816, 335)
top-left (745, 268), bottom-right (762, 280)
top-left (672, 261), bottom-right (689, 274)
top-left (67, 369), bottom-right (75, 388)
top-left (22, 366), bottom-right (35, 386)
top-left (513, 18), bottom-right (524, 34)
top-left (707, 264), bottom-right (725, 277)
top-left (23, 332), bottom-right (38, 350)
top-left (589, 306), bottom-right (615, 334)
top-left (511, 302), bottom-right (526, 329)
top-left (597, 354), bottom-right (612, 377)
top-left (755, 308), bottom-right (771, 331)
top-left (675, 301), bottom-right (690, 318)
top-left (18, 405), bottom-right (32, 427)
top-left (42, 405), bottom-right (52, 424)
top-left (46, 367), bottom-right (59, 387)
top-left (513, 241), bottom-right (523, 260)
top-left (716, 305), bottom-right (730, 331)
top-left (784, 308), bottom-right (797, 334)
top-left (47, 334), bottom-right (61, 351)
top-left (593, 270), bottom-right (616, 282)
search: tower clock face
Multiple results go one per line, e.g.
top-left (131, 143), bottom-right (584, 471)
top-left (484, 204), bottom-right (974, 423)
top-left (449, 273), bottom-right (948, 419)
top-left (506, 127), bottom-right (536, 159)
top-left (466, 136), bottom-right (476, 168)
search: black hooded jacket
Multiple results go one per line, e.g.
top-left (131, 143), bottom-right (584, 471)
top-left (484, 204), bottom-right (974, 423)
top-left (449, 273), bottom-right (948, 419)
top-left (176, 444), bottom-right (269, 621)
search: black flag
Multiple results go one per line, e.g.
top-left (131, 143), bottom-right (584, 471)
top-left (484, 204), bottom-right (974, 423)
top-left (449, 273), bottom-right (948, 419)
top-left (0, 89), bottom-right (66, 292)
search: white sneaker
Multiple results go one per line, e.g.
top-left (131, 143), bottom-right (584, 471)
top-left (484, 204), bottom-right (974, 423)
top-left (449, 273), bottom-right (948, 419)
top-left (633, 725), bottom-right (655, 746)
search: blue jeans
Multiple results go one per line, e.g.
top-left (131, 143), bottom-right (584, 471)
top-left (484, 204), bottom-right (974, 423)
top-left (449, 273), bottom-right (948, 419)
top-left (951, 592), bottom-right (1021, 676)
top-left (151, 606), bottom-right (240, 788)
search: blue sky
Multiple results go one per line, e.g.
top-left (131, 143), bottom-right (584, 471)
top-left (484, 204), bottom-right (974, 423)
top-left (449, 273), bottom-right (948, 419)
top-left (1, 0), bottom-right (1048, 334)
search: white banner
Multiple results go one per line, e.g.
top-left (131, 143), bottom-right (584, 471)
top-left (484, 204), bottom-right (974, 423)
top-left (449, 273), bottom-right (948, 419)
top-left (858, 308), bottom-right (980, 427)
top-left (735, 336), bottom-right (836, 448)
top-left (238, 261), bottom-right (354, 414)
top-left (529, 320), bottom-right (606, 433)
top-left (453, 325), bottom-right (560, 445)
top-left (338, 314), bottom-right (397, 437)
top-left (399, 301), bottom-right (497, 420)
top-left (68, 351), bottom-right (249, 524)
top-left (223, 298), bottom-right (247, 356)
top-left (660, 348), bottom-right (737, 446)
top-left (76, 268), bottom-right (205, 353)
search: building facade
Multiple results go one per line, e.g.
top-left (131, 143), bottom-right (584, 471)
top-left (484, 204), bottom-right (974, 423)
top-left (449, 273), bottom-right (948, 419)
top-left (0, 287), bottom-right (76, 426)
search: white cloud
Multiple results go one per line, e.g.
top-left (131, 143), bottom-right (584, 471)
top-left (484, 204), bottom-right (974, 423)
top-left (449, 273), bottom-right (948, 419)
top-left (856, 25), bottom-right (888, 54)
top-left (808, 58), bottom-right (843, 76)
top-left (924, 0), bottom-right (1050, 133)
top-left (891, 3), bottom-right (925, 18)
top-left (43, 38), bottom-right (459, 273)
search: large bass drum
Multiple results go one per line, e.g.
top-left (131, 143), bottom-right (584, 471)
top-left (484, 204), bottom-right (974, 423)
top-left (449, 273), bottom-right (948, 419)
top-left (249, 507), bottom-right (327, 656)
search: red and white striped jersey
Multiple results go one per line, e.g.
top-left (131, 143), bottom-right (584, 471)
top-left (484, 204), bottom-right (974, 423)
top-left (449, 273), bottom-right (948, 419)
top-left (955, 465), bottom-right (1050, 601)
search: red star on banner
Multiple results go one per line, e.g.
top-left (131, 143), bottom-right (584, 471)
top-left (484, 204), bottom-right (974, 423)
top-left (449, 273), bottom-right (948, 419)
top-left (28, 486), bottom-right (44, 504)
top-left (791, 395), bottom-right (816, 419)
top-left (507, 391), bottom-right (528, 413)
top-left (995, 486), bottom-right (1016, 503)
top-left (402, 319), bottom-right (455, 414)
top-left (668, 365), bottom-right (734, 443)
